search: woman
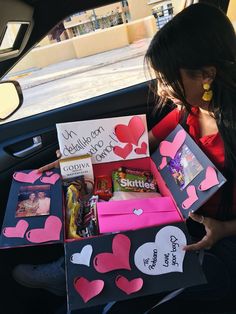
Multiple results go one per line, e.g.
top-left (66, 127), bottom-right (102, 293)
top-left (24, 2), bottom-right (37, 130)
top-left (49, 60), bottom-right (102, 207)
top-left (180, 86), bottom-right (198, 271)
top-left (106, 3), bottom-right (236, 313)
top-left (16, 192), bottom-right (39, 217)
top-left (103, 3), bottom-right (236, 312)
top-left (13, 3), bottom-right (236, 313)
top-left (146, 2), bottom-right (236, 246)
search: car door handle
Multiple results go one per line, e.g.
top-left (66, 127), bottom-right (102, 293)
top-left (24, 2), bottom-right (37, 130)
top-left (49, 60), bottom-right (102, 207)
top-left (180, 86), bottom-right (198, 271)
top-left (13, 136), bottom-right (42, 158)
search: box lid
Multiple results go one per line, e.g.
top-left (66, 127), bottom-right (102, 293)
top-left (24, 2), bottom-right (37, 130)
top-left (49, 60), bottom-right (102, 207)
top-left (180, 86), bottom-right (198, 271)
top-left (0, 168), bottom-right (64, 248)
top-left (65, 222), bottom-right (206, 311)
top-left (56, 114), bottom-right (149, 164)
top-left (151, 124), bottom-right (227, 218)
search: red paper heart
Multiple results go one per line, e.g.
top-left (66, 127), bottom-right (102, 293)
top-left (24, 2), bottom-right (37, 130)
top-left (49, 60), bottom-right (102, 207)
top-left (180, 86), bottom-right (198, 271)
top-left (198, 166), bottom-right (219, 191)
top-left (182, 185), bottom-right (198, 209)
top-left (115, 275), bottom-right (143, 295)
top-left (93, 234), bottom-right (131, 273)
top-left (40, 173), bottom-right (60, 185)
top-left (159, 130), bottom-right (186, 159)
top-left (74, 277), bottom-right (104, 303)
top-left (3, 220), bottom-right (29, 238)
top-left (13, 170), bottom-right (42, 184)
top-left (134, 142), bottom-right (147, 155)
top-left (115, 116), bottom-right (145, 145)
top-left (113, 143), bottom-right (133, 159)
top-left (26, 215), bottom-right (62, 243)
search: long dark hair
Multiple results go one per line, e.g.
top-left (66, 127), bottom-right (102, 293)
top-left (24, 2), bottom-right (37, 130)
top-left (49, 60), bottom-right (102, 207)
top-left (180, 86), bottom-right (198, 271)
top-left (145, 3), bottom-right (236, 218)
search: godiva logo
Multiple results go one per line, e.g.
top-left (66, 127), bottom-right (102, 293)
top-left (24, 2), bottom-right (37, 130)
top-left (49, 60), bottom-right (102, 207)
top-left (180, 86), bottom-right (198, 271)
top-left (63, 163), bottom-right (90, 172)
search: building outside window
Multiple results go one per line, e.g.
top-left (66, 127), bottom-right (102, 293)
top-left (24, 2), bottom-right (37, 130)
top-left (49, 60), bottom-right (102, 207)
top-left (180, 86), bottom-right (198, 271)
top-left (152, 2), bottom-right (173, 29)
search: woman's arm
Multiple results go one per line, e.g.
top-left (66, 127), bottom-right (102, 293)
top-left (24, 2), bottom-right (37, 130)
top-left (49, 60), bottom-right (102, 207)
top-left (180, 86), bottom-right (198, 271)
top-left (148, 108), bottom-right (180, 154)
top-left (221, 218), bottom-right (236, 237)
top-left (184, 213), bottom-right (236, 251)
top-left (37, 150), bottom-right (61, 173)
top-left (148, 130), bottom-right (160, 154)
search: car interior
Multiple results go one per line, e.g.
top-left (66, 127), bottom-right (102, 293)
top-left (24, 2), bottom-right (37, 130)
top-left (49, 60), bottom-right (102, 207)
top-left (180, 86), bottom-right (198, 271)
top-left (0, 0), bottom-right (235, 313)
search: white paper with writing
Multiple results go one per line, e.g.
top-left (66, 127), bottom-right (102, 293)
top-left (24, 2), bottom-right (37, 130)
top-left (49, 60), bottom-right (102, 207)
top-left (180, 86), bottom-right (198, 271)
top-left (56, 115), bottom-right (149, 164)
top-left (134, 226), bottom-right (186, 275)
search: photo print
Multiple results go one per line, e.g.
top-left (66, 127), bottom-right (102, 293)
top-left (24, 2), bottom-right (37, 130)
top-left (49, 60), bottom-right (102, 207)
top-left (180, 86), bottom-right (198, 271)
top-left (16, 185), bottom-right (51, 218)
top-left (168, 144), bottom-right (203, 190)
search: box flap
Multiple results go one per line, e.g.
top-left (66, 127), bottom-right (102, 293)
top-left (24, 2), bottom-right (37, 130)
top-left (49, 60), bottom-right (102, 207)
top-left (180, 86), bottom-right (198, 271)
top-left (56, 114), bottom-right (149, 164)
top-left (151, 124), bottom-right (227, 218)
top-left (65, 222), bottom-right (206, 311)
top-left (0, 169), bottom-right (64, 248)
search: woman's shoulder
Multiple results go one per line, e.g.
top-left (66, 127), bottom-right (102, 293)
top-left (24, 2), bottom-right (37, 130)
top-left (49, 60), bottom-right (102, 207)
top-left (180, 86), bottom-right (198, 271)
top-left (151, 108), bottom-right (181, 141)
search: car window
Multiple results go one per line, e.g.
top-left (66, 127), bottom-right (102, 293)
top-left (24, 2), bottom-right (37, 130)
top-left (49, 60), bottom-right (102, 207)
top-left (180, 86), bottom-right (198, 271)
top-left (2, 0), bottom-right (235, 124)
top-left (1, 1), bottom-right (181, 123)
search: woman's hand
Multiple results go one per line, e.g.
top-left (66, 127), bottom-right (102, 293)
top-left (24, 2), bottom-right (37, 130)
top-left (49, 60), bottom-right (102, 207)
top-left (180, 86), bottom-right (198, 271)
top-left (37, 150), bottom-right (61, 173)
top-left (184, 213), bottom-right (226, 251)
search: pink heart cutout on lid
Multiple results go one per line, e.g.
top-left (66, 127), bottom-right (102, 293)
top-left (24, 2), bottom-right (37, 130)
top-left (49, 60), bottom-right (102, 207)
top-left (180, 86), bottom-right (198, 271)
top-left (40, 173), bottom-right (60, 185)
top-left (158, 157), bottom-right (167, 170)
top-left (159, 130), bottom-right (186, 159)
top-left (74, 277), bottom-right (104, 303)
top-left (13, 170), bottom-right (41, 184)
top-left (93, 234), bottom-right (131, 273)
top-left (115, 116), bottom-right (145, 146)
top-left (134, 142), bottom-right (147, 155)
top-left (182, 185), bottom-right (198, 209)
top-left (46, 171), bottom-right (53, 176)
top-left (26, 215), bottom-right (62, 243)
top-left (113, 143), bottom-right (133, 159)
top-left (3, 220), bottom-right (29, 238)
top-left (198, 166), bottom-right (219, 191)
top-left (115, 275), bottom-right (143, 295)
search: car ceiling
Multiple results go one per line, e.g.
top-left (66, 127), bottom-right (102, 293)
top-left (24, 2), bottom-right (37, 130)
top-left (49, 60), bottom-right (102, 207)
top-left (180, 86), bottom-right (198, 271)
top-left (0, 0), bottom-right (118, 78)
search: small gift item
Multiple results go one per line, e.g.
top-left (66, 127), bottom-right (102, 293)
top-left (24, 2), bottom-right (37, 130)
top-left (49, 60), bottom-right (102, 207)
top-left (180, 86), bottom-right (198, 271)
top-left (94, 175), bottom-right (112, 201)
top-left (112, 167), bottom-right (157, 193)
top-left (64, 176), bottom-right (98, 239)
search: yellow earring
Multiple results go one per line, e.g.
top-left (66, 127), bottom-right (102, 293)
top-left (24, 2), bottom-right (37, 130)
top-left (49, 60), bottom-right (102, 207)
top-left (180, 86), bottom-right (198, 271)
top-left (202, 83), bottom-right (213, 102)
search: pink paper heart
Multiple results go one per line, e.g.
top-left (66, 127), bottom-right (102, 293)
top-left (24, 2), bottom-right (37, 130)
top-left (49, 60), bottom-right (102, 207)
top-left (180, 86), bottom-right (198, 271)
top-left (40, 173), bottom-right (60, 185)
top-left (115, 275), bottom-right (143, 295)
top-left (198, 166), bottom-right (219, 191)
top-left (158, 157), bottom-right (167, 170)
top-left (3, 220), bottom-right (29, 238)
top-left (114, 116), bottom-right (145, 145)
top-left (182, 185), bottom-right (198, 209)
top-left (134, 142), bottom-right (147, 155)
top-left (74, 277), bottom-right (104, 303)
top-left (113, 143), bottom-right (133, 159)
top-left (46, 171), bottom-right (53, 176)
top-left (93, 234), bottom-right (131, 273)
top-left (13, 170), bottom-right (41, 184)
top-left (159, 130), bottom-right (186, 159)
top-left (26, 215), bottom-right (62, 243)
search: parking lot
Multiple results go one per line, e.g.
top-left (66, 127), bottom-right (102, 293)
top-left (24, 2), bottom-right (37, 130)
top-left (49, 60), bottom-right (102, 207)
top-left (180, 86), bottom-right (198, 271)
top-left (5, 39), bottom-right (151, 122)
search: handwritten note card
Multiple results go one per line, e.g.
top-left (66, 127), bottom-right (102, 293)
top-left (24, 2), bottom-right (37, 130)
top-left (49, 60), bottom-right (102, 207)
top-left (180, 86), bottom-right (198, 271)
top-left (134, 226), bottom-right (186, 275)
top-left (56, 115), bottom-right (149, 164)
